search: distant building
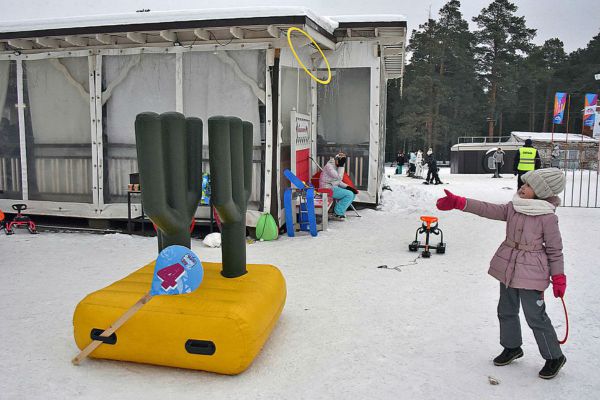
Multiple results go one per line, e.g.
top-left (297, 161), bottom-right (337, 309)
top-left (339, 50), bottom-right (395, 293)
top-left (451, 132), bottom-right (599, 174)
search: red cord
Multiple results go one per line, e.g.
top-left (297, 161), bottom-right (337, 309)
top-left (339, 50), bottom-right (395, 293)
top-left (558, 297), bottom-right (569, 344)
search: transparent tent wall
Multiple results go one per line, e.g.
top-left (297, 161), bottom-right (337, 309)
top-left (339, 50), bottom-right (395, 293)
top-left (183, 50), bottom-right (266, 211)
top-left (317, 68), bottom-right (371, 189)
top-left (103, 53), bottom-right (176, 204)
top-left (0, 60), bottom-right (21, 200)
top-left (280, 66), bottom-right (311, 204)
top-left (24, 57), bottom-right (93, 203)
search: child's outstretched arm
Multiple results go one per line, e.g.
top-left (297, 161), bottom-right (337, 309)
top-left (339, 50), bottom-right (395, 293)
top-left (436, 189), bottom-right (508, 221)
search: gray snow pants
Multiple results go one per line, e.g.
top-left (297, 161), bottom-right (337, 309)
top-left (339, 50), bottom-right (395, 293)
top-left (498, 283), bottom-right (563, 360)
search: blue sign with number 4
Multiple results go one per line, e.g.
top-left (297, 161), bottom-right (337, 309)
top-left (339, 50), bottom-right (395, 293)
top-left (150, 245), bottom-right (204, 296)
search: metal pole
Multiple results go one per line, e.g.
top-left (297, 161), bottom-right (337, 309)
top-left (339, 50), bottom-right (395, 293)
top-left (579, 155), bottom-right (583, 207)
top-left (564, 94), bottom-right (571, 206)
top-left (586, 169), bottom-right (591, 207)
top-left (571, 163), bottom-right (575, 207)
top-left (595, 170), bottom-right (599, 208)
top-left (565, 93), bottom-right (571, 134)
top-left (16, 60), bottom-right (28, 200)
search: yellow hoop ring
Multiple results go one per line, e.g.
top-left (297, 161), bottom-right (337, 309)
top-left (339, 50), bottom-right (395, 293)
top-left (286, 27), bottom-right (332, 85)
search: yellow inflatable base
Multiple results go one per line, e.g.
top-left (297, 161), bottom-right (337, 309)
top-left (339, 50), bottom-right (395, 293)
top-left (73, 262), bottom-right (286, 375)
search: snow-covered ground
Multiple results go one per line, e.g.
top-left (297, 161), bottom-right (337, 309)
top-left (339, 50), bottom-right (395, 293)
top-left (1, 168), bottom-right (599, 399)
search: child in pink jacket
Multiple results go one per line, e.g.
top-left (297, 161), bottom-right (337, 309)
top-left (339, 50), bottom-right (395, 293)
top-left (436, 168), bottom-right (567, 379)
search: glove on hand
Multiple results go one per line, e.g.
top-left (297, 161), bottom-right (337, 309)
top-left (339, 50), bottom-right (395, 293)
top-left (436, 189), bottom-right (466, 211)
top-left (551, 274), bottom-right (567, 298)
top-left (347, 186), bottom-right (359, 195)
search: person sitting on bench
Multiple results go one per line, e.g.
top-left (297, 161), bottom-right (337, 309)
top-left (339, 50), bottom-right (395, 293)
top-left (319, 152), bottom-right (358, 220)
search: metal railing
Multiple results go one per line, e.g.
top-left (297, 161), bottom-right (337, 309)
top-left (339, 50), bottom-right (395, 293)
top-left (561, 164), bottom-right (599, 208)
top-left (0, 156), bottom-right (21, 193)
top-left (457, 136), bottom-right (512, 144)
top-left (1, 143), bottom-right (266, 210)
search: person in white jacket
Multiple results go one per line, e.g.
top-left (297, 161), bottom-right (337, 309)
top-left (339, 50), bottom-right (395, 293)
top-left (319, 152), bottom-right (359, 219)
top-left (415, 150), bottom-right (424, 179)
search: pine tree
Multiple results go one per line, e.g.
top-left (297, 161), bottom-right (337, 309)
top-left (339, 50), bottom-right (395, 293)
top-left (392, 0), bottom-right (482, 160)
top-left (473, 0), bottom-right (536, 137)
top-left (394, 17), bottom-right (439, 154)
top-left (527, 39), bottom-right (567, 132)
top-left (436, 0), bottom-right (483, 158)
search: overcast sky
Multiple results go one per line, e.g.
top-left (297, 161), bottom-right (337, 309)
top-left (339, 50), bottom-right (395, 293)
top-left (2, 0), bottom-right (599, 53)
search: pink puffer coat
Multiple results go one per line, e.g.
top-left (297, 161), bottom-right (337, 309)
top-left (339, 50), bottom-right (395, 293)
top-left (463, 197), bottom-right (564, 291)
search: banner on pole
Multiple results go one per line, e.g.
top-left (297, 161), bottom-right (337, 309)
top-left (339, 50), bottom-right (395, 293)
top-left (583, 93), bottom-right (598, 127)
top-left (594, 110), bottom-right (600, 139)
top-left (553, 92), bottom-right (567, 124)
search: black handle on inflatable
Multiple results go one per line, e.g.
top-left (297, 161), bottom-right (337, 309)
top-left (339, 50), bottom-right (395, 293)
top-left (90, 328), bottom-right (117, 345)
top-left (185, 339), bottom-right (216, 355)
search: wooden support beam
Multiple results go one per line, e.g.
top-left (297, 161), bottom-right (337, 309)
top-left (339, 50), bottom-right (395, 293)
top-left (0, 42), bottom-right (6, 51)
top-left (193, 29), bottom-right (210, 41)
top-left (8, 39), bottom-right (33, 50)
top-left (293, 37), bottom-right (312, 48)
top-left (267, 25), bottom-right (280, 38)
top-left (64, 36), bottom-right (88, 47)
top-left (160, 30), bottom-right (177, 42)
top-left (230, 27), bottom-right (244, 40)
top-left (126, 32), bottom-right (146, 44)
top-left (36, 37), bottom-right (61, 48)
top-left (95, 34), bottom-right (117, 45)
top-left (304, 26), bottom-right (335, 50)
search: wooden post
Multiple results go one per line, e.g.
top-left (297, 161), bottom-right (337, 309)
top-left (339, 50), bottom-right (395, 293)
top-left (72, 292), bottom-right (153, 365)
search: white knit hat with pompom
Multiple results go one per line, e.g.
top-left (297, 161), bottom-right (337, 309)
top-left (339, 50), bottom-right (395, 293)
top-left (521, 168), bottom-right (566, 199)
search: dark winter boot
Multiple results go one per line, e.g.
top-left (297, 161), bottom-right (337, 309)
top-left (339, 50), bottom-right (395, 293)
top-left (332, 213), bottom-right (346, 221)
top-left (538, 355), bottom-right (566, 379)
top-left (493, 347), bottom-right (524, 366)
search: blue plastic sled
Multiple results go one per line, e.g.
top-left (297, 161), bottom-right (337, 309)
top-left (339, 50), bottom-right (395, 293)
top-left (283, 169), bottom-right (317, 237)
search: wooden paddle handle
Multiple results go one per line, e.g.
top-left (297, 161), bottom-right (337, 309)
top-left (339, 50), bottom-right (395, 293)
top-left (72, 292), bottom-right (153, 365)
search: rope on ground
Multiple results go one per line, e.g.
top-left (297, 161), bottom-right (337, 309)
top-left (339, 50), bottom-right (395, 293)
top-left (377, 254), bottom-right (421, 272)
top-left (558, 297), bottom-right (569, 344)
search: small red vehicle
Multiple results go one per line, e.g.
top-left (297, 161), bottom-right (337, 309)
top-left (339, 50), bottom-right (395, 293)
top-left (5, 204), bottom-right (38, 235)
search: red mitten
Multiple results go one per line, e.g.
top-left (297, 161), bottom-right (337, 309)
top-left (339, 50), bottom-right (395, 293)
top-left (436, 189), bottom-right (466, 211)
top-left (552, 274), bottom-right (567, 298)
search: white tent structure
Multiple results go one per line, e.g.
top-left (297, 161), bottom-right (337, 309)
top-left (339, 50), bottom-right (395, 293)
top-left (511, 131), bottom-right (599, 144)
top-left (0, 7), bottom-right (406, 226)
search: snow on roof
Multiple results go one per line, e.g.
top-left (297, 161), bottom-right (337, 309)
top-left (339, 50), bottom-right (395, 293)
top-left (451, 142), bottom-right (522, 151)
top-left (511, 131), bottom-right (598, 143)
top-left (0, 6), bottom-right (338, 35)
top-left (328, 14), bottom-right (406, 24)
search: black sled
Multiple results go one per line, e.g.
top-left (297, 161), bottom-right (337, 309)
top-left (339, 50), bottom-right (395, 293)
top-left (409, 215), bottom-right (445, 257)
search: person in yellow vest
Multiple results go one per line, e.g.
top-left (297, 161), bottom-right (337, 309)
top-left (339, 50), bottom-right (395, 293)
top-left (513, 139), bottom-right (541, 189)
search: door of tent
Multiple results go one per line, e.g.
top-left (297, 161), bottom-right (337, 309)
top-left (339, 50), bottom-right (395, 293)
top-left (275, 44), bottom-right (317, 225)
top-left (313, 41), bottom-right (382, 204)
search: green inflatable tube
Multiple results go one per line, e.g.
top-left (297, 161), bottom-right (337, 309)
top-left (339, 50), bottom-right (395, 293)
top-left (134, 112), bottom-right (203, 252)
top-left (208, 116), bottom-right (253, 278)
